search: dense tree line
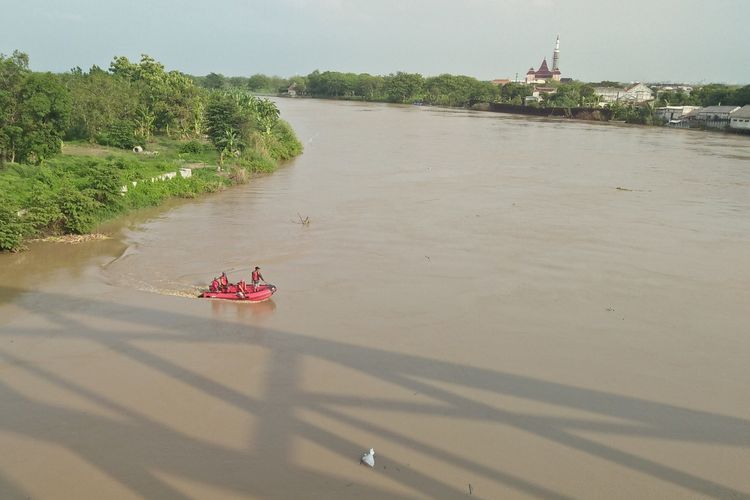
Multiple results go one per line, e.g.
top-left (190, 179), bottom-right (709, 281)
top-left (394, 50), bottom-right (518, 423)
top-left (1, 51), bottom-right (301, 251)
top-left (1, 51), bottom-right (295, 166)
top-left (0, 51), bottom-right (70, 164)
top-left (654, 84), bottom-right (750, 107)
top-left (194, 69), bottom-right (511, 107)
top-left (194, 69), bottom-right (750, 111)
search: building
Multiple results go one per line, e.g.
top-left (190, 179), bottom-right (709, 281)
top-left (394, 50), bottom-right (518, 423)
top-left (694, 105), bottom-right (741, 121)
top-left (655, 106), bottom-right (701, 124)
top-left (593, 86), bottom-right (624, 104)
top-left (491, 79), bottom-right (511, 86)
top-left (681, 106), bottom-right (741, 129)
top-left (650, 83), bottom-right (694, 95)
top-left (729, 105), bottom-right (750, 130)
top-left (619, 83), bottom-right (654, 103)
top-left (524, 86), bottom-right (557, 105)
top-left (525, 36), bottom-right (563, 83)
top-left (593, 83), bottom-right (654, 105)
top-left (284, 82), bottom-right (298, 97)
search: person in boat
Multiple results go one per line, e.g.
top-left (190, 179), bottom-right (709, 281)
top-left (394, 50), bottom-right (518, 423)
top-left (251, 266), bottom-right (264, 291)
top-left (237, 280), bottom-right (248, 299)
top-left (210, 277), bottom-right (220, 293)
top-left (219, 272), bottom-right (229, 292)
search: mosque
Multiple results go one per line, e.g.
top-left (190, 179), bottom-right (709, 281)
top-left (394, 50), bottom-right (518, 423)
top-left (525, 36), bottom-right (562, 84)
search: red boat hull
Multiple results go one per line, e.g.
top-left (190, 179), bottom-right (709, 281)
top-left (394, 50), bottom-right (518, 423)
top-left (200, 284), bottom-right (277, 302)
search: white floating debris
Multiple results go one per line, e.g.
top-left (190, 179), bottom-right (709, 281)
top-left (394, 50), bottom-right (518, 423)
top-left (360, 448), bottom-right (375, 467)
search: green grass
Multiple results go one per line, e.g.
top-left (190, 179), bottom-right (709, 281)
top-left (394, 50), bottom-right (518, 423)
top-left (1, 122), bottom-right (302, 252)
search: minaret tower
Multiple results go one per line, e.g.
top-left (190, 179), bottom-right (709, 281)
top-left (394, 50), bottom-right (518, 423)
top-left (552, 35), bottom-right (560, 71)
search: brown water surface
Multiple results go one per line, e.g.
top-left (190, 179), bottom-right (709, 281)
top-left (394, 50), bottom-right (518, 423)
top-left (1, 99), bottom-right (749, 499)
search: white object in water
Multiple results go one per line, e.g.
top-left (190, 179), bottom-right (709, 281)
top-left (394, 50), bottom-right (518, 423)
top-left (360, 448), bottom-right (375, 467)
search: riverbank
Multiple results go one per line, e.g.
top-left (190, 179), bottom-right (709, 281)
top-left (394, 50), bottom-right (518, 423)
top-left (0, 124), bottom-right (302, 252)
top-left (1, 97), bottom-right (748, 499)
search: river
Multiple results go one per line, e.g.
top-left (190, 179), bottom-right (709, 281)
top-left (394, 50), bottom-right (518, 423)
top-left (1, 99), bottom-right (749, 499)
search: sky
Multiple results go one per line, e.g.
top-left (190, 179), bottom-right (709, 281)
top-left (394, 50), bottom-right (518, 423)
top-left (1, 0), bottom-right (749, 84)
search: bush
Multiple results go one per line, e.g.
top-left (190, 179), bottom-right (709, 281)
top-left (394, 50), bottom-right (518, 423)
top-left (267, 120), bottom-right (303, 160)
top-left (25, 189), bottom-right (64, 233)
top-left (238, 149), bottom-right (276, 173)
top-left (82, 161), bottom-right (123, 206)
top-left (96, 121), bottom-right (137, 149)
top-left (0, 204), bottom-right (24, 251)
top-left (56, 183), bottom-right (100, 233)
top-left (178, 140), bottom-right (212, 154)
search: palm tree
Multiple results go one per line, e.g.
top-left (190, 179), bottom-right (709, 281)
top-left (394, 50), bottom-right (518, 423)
top-left (253, 98), bottom-right (280, 134)
top-left (218, 128), bottom-right (241, 166)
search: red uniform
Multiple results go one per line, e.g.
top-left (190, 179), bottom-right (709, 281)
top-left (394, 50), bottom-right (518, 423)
top-left (251, 268), bottom-right (263, 291)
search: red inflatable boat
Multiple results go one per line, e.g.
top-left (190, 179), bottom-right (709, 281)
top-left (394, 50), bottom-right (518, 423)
top-left (200, 283), bottom-right (277, 302)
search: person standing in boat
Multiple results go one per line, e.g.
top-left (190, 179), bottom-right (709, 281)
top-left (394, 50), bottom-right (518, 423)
top-left (251, 266), bottom-right (264, 291)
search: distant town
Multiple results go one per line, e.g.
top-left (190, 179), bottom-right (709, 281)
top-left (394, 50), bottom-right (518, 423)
top-left (191, 35), bottom-right (749, 132)
top-left (488, 36), bottom-right (750, 132)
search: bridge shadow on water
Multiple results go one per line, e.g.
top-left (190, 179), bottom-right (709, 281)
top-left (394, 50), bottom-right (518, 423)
top-left (0, 286), bottom-right (748, 499)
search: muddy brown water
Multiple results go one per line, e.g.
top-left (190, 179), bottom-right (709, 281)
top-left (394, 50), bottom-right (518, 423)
top-left (1, 99), bottom-right (749, 499)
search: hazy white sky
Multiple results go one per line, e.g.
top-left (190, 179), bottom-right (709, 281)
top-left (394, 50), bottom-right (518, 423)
top-left (2, 0), bottom-right (748, 83)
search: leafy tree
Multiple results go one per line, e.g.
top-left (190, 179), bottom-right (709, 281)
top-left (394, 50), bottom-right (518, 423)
top-left (0, 54), bottom-right (70, 164)
top-left (18, 73), bottom-right (71, 162)
top-left (654, 89), bottom-right (696, 107)
top-left (96, 120), bottom-right (136, 149)
top-left (384, 72), bottom-right (424, 103)
top-left (500, 82), bottom-right (532, 103)
top-left (227, 76), bottom-right (248, 89)
top-left (731, 85), bottom-right (750, 106)
top-left (204, 72), bottom-right (226, 90)
top-left (253, 98), bottom-right (280, 134)
top-left (247, 74), bottom-right (270, 91)
top-left (108, 54), bottom-right (205, 138)
top-left (692, 84), bottom-right (733, 106)
top-left (0, 50), bottom-right (31, 164)
top-left (544, 84), bottom-right (581, 108)
top-left (64, 66), bottom-right (140, 142)
top-left (355, 73), bottom-right (383, 100)
top-left (204, 92), bottom-right (245, 149)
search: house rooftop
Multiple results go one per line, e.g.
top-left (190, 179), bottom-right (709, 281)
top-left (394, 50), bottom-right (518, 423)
top-left (625, 83), bottom-right (652, 92)
top-left (731, 105), bottom-right (750, 118)
top-left (681, 108), bottom-right (701, 118)
top-left (698, 105), bottom-right (741, 113)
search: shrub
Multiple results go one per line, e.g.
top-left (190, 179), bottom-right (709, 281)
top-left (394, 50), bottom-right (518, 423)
top-left (82, 161), bottom-right (123, 206)
top-left (25, 189), bottom-right (64, 233)
top-left (0, 204), bottom-right (24, 251)
top-left (238, 149), bottom-right (276, 173)
top-left (257, 120), bottom-right (303, 161)
top-left (178, 140), bottom-right (212, 154)
top-left (96, 120), bottom-right (137, 149)
top-left (56, 183), bottom-right (100, 233)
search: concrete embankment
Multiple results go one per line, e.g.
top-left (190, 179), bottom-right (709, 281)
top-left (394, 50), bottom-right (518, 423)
top-left (488, 102), bottom-right (613, 121)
